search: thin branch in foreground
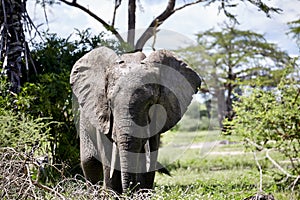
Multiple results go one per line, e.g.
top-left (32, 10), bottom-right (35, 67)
top-left (34, 181), bottom-right (66, 200)
top-left (245, 138), bottom-right (264, 151)
top-left (265, 149), bottom-right (296, 179)
top-left (253, 151), bottom-right (263, 193)
top-left (289, 175), bottom-right (300, 191)
top-left (246, 138), bottom-right (296, 178)
top-left (245, 138), bottom-right (299, 190)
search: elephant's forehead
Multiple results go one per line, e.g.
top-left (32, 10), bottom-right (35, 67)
top-left (114, 62), bottom-right (158, 77)
top-left (120, 52), bottom-right (146, 63)
top-left (107, 62), bottom-right (160, 96)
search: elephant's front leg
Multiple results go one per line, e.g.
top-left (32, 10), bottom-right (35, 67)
top-left (81, 156), bottom-right (103, 184)
top-left (96, 133), bottom-right (122, 193)
top-left (102, 164), bottom-right (122, 193)
top-left (79, 117), bottom-right (103, 184)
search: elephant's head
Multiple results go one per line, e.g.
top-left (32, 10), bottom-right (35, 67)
top-left (70, 47), bottom-right (201, 193)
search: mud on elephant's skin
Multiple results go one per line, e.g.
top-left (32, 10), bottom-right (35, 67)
top-left (70, 46), bottom-right (201, 194)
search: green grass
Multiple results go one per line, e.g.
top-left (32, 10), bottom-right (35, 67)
top-left (153, 130), bottom-right (299, 200)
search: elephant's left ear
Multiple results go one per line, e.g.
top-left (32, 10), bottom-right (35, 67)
top-left (70, 47), bottom-right (119, 134)
top-left (143, 50), bottom-right (201, 93)
top-left (142, 50), bottom-right (201, 132)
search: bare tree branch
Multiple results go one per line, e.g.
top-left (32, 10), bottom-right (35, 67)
top-left (135, 0), bottom-right (205, 51)
top-left (173, 0), bottom-right (204, 12)
top-left (265, 149), bottom-right (296, 179)
top-left (135, 0), bottom-right (175, 51)
top-left (59, 0), bottom-right (125, 44)
top-left (245, 138), bottom-right (264, 151)
top-left (245, 138), bottom-right (298, 179)
top-left (112, 0), bottom-right (122, 27)
top-left (58, 0), bottom-right (281, 51)
top-left (253, 152), bottom-right (263, 193)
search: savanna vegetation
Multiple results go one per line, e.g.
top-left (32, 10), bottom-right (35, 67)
top-left (1, 0), bottom-right (300, 199)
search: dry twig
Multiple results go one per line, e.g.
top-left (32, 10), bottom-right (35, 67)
top-left (0, 147), bottom-right (154, 199)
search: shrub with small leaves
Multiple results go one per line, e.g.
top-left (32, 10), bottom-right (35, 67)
top-left (225, 65), bottom-right (300, 188)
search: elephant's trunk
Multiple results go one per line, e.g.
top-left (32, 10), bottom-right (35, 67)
top-left (112, 82), bottom-right (165, 193)
top-left (119, 147), bottom-right (138, 191)
top-left (115, 120), bottom-right (145, 192)
top-left (118, 134), bottom-right (143, 192)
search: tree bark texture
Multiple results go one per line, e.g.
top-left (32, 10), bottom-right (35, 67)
top-left (0, 0), bottom-right (26, 93)
top-left (127, 0), bottom-right (136, 48)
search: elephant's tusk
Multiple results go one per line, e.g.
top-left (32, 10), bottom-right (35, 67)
top-left (110, 142), bottom-right (118, 178)
top-left (145, 140), bottom-right (151, 172)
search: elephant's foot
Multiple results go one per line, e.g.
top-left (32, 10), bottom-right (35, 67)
top-left (103, 166), bottom-right (122, 194)
top-left (137, 171), bottom-right (155, 189)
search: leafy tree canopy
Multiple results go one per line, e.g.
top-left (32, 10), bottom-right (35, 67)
top-left (179, 23), bottom-right (292, 127)
top-left (288, 18), bottom-right (300, 48)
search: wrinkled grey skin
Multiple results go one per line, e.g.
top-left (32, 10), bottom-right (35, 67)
top-left (70, 47), bottom-right (201, 194)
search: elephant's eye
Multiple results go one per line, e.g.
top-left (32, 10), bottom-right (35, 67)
top-left (180, 62), bottom-right (187, 67)
top-left (116, 60), bottom-right (125, 64)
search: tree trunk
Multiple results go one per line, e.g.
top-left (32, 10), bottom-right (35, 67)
top-left (216, 88), bottom-right (226, 128)
top-left (127, 0), bottom-right (136, 49)
top-left (0, 0), bottom-right (27, 93)
top-left (225, 85), bottom-right (234, 121)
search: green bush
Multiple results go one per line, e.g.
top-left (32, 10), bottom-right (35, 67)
top-left (0, 78), bottom-right (52, 152)
top-left (0, 109), bottom-right (52, 151)
top-left (225, 65), bottom-right (300, 188)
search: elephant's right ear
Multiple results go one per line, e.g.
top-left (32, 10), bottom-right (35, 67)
top-left (70, 47), bottom-right (119, 134)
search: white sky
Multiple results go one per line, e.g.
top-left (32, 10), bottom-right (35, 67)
top-left (27, 0), bottom-right (300, 55)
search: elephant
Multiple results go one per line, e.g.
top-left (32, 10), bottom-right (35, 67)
top-left (70, 46), bottom-right (201, 194)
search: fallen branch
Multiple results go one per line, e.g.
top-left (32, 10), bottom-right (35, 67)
top-left (33, 181), bottom-right (66, 200)
top-left (0, 147), bottom-right (154, 199)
